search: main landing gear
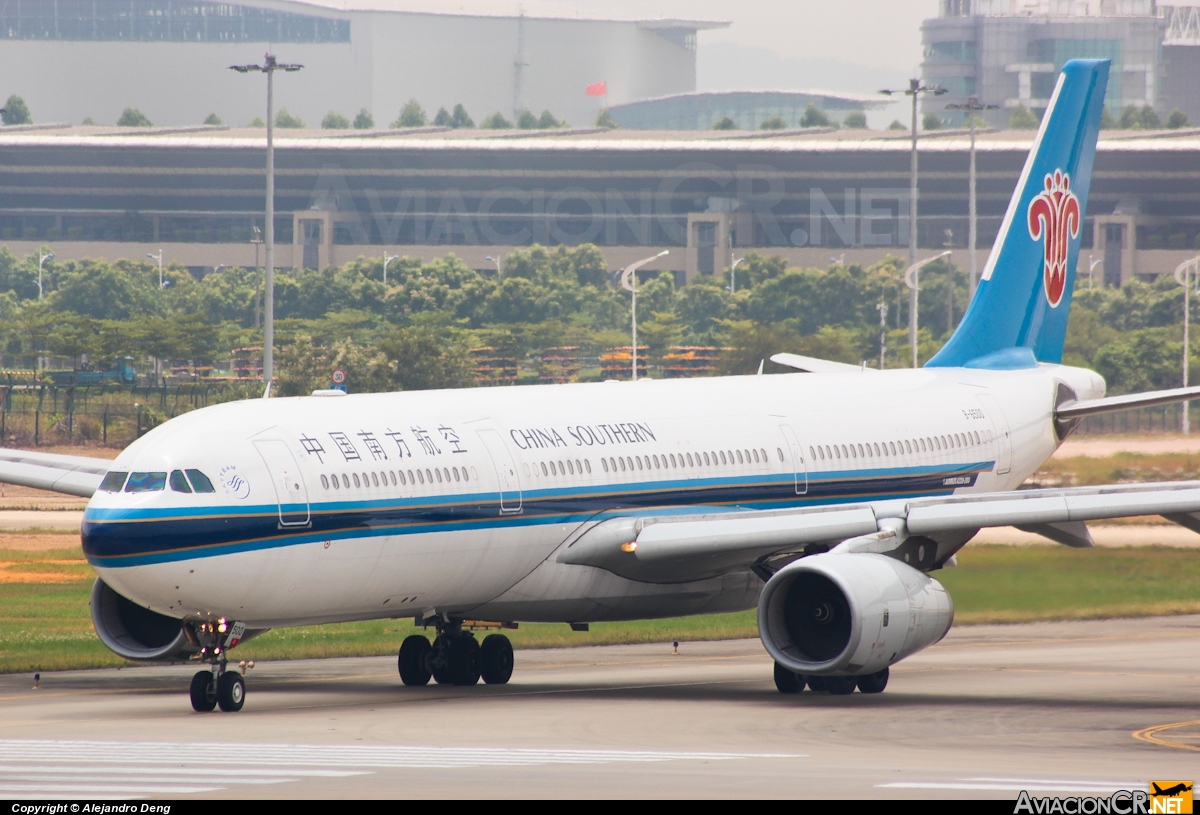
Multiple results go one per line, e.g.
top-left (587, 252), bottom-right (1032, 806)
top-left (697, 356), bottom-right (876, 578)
top-left (398, 621), bottom-right (514, 687)
top-left (773, 662), bottom-right (889, 696)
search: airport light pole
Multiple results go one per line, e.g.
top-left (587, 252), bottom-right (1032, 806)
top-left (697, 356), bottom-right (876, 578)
top-left (1174, 255), bottom-right (1200, 434)
top-left (485, 255), bottom-right (502, 280)
top-left (37, 251), bottom-right (53, 300)
top-left (729, 255), bottom-right (745, 294)
top-left (875, 301), bottom-right (888, 369)
top-left (146, 250), bottom-right (163, 288)
top-left (1089, 258), bottom-right (1104, 292)
top-left (946, 96), bottom-right (999, 298)
top-left (881, 79), bottom-right (946, 357)
top-left (251, 225), bottom-right (263, 328)
top-left (620, 250), bottom-right (669, 381)
top-left (904, 250), bottom-right (952, 368)
top-left (231, 53), bottom-right (303, 392)
top-left (383, 253), bottom-right (399, 285)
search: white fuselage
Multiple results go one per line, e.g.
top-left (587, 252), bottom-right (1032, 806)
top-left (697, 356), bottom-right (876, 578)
top-left (81, 364), bottom-right (1104, 629)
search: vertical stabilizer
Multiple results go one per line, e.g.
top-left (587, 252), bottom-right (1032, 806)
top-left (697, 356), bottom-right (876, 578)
top-left (926, 59), bottom-right (1109, 368)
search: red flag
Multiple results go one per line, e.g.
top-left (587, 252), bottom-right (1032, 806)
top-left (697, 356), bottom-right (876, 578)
top-left (585, 80), bottom-right (607, 97)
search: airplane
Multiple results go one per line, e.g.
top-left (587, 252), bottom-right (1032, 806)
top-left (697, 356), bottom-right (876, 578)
top-left (4, 58), bottom-right (1200, 713)
top-left (1152, 784), bottom-right (1193, 798)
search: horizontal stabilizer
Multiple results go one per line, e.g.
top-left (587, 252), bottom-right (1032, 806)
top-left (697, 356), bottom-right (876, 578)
top-left (769, 353), bottom-right (874, 374)
top-left (1056, 385), bottom-right (1200, 420)
top-left (0, 448), bottom-right (110, 497)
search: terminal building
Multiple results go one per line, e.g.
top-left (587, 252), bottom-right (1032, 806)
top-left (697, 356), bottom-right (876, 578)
top-left (923, 0), bottom-right (1200, 127)
top-left (0, 125), bottom-right (1196, 287)
top-left (0, 0), bottom-right (724, 130)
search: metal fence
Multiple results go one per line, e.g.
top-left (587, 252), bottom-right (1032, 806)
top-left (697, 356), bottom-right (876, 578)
top-left (0, 379), bottom-right (259, 447)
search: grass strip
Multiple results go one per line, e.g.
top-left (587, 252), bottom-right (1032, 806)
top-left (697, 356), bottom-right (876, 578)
top-left (2, 543), bottom-right (1199, 674)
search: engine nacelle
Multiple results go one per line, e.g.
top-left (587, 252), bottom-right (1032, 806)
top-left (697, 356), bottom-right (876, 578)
top-left (758, 553), bottom-right (953, 676)
top-left (91, 578), bottom-right (197, 661)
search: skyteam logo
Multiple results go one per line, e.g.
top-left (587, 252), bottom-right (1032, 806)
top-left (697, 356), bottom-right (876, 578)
top-left (1028, 169), bottom-right (1081, 308)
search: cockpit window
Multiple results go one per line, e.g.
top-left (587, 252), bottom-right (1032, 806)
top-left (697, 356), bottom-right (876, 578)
top-left (185, 469), bottom-right (216, 493)
top-left (125, 472), bottom-right (167, 493)
top-left (99, 471), bottom-right (128, 493)
top-left (169, 470), bottom-right (192, 493)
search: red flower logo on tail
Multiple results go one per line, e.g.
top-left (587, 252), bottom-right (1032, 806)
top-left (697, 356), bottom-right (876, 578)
top-left (1027, 169), bottom-right (1081, 308)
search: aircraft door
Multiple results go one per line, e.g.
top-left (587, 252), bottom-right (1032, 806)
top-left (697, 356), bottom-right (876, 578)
top-left (778, 424), bottom-right (809, 495)
top-left (476, 429), bottom-right (523, 514)
top-left (253, 439), bottom-right (311, 526)
top-left (976, 394), bottom-right (1012, 475)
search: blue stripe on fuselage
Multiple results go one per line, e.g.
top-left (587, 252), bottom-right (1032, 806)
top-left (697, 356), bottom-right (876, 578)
top-left (82, 462), bottom-right (990, 567)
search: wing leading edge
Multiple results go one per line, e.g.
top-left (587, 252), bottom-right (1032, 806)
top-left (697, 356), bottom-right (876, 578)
top-left (0, 448), bottom-right (111, 497)
top-left (558, 481), bottom-right (1200, 583)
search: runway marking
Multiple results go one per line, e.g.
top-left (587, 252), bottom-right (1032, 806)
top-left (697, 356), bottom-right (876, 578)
top-left (1132, 719), bottom-right (1200, 753)
top-left (880, 777), bottom-right (1145, 793)
top-left (0, 739), bottom-right (803, 798)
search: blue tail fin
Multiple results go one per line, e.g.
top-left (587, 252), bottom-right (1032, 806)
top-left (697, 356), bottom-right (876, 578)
top-left (926, 59), bottom-right (1109, 369)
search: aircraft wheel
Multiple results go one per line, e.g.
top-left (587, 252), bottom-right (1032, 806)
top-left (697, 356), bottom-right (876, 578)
top-left (773, 662), bottom-right (804, 694)
top-left (825, 676), bottom-right (857, 696)
top-left (857, 667), bottom-right (889, 694)
top-left (806, 675), bottom-right (828, 693)
top-left (217, 671), bottom-right (246, 712)
top-left (480, 634), bottom-right (514, 685)
top-left (448, 634), bottom-right (481, 686)
top-left (189, 671), bottom-right (217, 712)
top-left (398, 635), bottom-right (432, 686)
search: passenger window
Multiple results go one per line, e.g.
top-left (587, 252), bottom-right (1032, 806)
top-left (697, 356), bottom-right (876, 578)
top-left (559, 460), bottom-right (566, 474)
top-left (541, 462), bottom-right (548, 476)
top-left (736, 450), bottom-right (744, 464)
top-left (390, 471), bottom-right (397, 485)
top-left (435, 469), bottom-right (443, 483)
top-left (585, 460), bottom-right (592, 473)
top-left (353, 473), bottom-right (361, 488)
top-left (619, 458), bottom-right (626, 471)
top-left (332, 475), bottom-right (340, 490)
top-left (443, 468), bottom-right (450, 482)
top-left (627, 456), bottom-right (635, 470)
top-left (602, 458), bottom-right (609, 472)
top-left (568, 460), bottom-right (575, 474)
top-left (125, 472), bottom-right (167, 493)
top-left (319, 474), bottom-right (329, 490)
top-left (184, 469), bottom-right (215, 493)
top-left (752, 449), bottom-right (760, 463)
top-left (776, 448), bottom-right (784, 462)
top-left (453, 467), bottom-right (460, 482)
top-left (342, 474), bottom-right (350, 489)
top-left (686, 453), bottom-right (693, 466)
top-left (99, 471), bottom-right (128, 493)
top-left (371, 472), bottom-right (379, 487)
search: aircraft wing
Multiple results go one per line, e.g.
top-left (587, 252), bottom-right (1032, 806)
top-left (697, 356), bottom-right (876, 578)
top-left (558, 481), bottom-right (1200, 583)
top-left (0, 448), bottom-right (111, 497)
top-left (769, 353), bottom-right (875, 374)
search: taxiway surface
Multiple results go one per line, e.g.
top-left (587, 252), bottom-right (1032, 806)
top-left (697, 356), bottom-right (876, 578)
top-left (0, 615), bottom-right (1197, 799)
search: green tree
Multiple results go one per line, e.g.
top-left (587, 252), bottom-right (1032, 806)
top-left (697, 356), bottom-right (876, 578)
top-left (117, 108), bottom-right (152, 127)
top-left (2, 94), bottom-right (32, 125)
top-left (433, 107), bottom-right (452, 127)
top-left (887, 120), bottom-right (907, 131)
top-left (394, 99), bottom-right (427, 128)
top-left (275, 108), bottom-right (304, 128)
top-left (715, 320), bottom-right (800, 375)
top-left (800, 103), bottom-right (832, 128)
top-left (451, 104), bottom-right (474, 129)
top-left (52, 260), bottom-right (155, 319)
top-left (596, 109), bottom-right (618, 128)
top-left (322, 111), bottom-right (351, 129)
top-left (480, 112), bottom-right (513, 129)
top-left (517, 109), bottom-right (538, 129)
top-left (676, 277), bottom-right (731, 339)
top-left (1100, 106), bottom-right (1118, 129)
top-left (537, 110), bottom-right (562, 129)
top-left (843, 111), bottom-right (868, 129)
top-left (1093, 328), bottom-right (1181, 394)
top-left (760, 115), bottom-right (787, 130)
top-left (1136, 104), bottom-right (1161, 130)
top-left (922, 111), bottom-right (943, 131)
top-left (379, 325), bottom-right (474, 390)
top-left (275, 334), bottom-right (327, 396)
top-left (1166, 109), bottom-right (1190, 129)
top-left (353, 109), bottom-right (374, 129)
top-left (203, 113), bottom-right (222, 125)
top-left (713, 116), bottom-right (737, 130)
top-left (47, 315), bottom-right (96, 368)
top-left (1008, 104), bottom-right (1040, 129)
top-left (247, 116), bottom-right (266, 127)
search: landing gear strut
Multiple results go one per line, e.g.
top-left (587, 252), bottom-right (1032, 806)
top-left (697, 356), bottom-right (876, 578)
top-left (398, 622), bottom-right (514, 687)
top-left (188, 618), bottom-right (249, 712)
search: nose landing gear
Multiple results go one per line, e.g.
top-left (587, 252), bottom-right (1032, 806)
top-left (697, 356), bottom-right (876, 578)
top-left (187, 618), bottom-right (250, 712)
top-left (398, 621), bottom-right (514, 687)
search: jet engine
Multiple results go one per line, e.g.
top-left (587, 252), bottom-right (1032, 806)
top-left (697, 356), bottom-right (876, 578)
top-left (90, 578), bottom-right (198, 661)
top-left (758, 553), bottom-right (953, 676)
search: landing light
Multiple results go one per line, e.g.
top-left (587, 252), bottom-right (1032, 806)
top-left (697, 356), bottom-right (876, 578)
top-left (620, 541), bottom-right (637, 553)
